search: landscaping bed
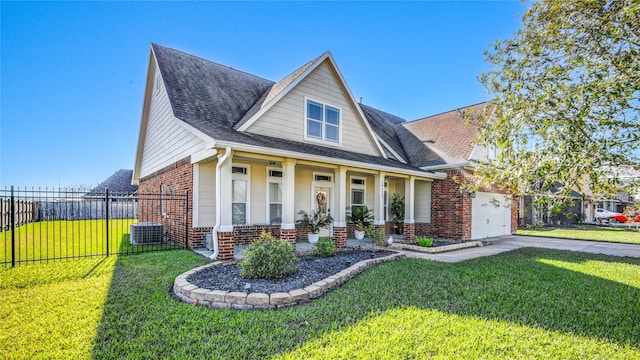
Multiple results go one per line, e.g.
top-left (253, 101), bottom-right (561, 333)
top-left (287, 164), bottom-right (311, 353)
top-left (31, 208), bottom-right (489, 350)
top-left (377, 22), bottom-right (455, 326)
top-left (188, 249), bottom-right (396, 294)
top-left (391, 239), bottom-right (486, 253)
top-left (174, 249), bottom-right (404, 309)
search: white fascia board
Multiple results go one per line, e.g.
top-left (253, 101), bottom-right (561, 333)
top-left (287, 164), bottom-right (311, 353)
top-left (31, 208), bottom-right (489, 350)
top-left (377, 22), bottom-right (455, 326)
top-left (420, 162), bottom-right (473, 171)
top-left (132, 47), bottom-right (158, 186)
top-left (191, 147), bottom-right (219, 164)
top-left (216, 140), bottom-right (446, 180)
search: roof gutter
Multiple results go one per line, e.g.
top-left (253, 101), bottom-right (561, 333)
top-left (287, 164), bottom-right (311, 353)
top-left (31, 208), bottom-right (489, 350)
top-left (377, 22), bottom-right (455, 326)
top-left (420, 162), bottom-right (473, 171)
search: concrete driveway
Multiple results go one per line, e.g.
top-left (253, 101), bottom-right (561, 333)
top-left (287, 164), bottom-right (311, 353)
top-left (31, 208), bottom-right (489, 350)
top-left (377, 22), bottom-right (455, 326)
top-left (399, 235), bottom-right (640, 263)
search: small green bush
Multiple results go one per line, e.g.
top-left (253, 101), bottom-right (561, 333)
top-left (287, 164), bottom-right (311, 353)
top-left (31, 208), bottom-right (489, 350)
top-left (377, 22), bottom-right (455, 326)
top-left (416, 236), bottom-right (434, 247)
top-left (372, 228), bottom-right (387, 247)
top-left (313, 237), bottom-right (336, 257)
top-left (239, 231), bottom-right (299, 279)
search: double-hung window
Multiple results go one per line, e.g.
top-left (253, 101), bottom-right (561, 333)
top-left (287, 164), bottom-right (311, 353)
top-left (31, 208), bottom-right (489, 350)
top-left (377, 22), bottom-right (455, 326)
top-left (232, 165), bottom-right (249, 225)
top-left (267, 169), bottom-right (283, 224)
top-left (306, 99), bottom-right (341, 144)
top-left (350, 177), bottom-right (366, 215)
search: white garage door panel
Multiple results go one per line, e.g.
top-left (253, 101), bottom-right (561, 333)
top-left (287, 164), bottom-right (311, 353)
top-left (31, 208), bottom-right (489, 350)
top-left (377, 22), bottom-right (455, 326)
top-left (471, 192), bottom-right (511, 239)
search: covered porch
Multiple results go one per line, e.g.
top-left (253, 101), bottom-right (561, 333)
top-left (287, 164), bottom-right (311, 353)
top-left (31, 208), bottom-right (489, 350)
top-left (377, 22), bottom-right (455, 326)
top-left (191, 148), bottom-right (442, 260)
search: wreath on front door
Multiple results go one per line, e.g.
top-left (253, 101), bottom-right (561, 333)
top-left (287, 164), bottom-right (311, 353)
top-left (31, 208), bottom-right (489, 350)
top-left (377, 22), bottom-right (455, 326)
top-left (316, 192), bottom-right (326, 207)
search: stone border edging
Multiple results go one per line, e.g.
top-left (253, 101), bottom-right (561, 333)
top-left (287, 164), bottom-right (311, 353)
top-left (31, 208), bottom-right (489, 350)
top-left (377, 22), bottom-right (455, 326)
top-left (390, 241), bottom-right (484, 253)
top-left (173, 250), bottom-right (406, 310)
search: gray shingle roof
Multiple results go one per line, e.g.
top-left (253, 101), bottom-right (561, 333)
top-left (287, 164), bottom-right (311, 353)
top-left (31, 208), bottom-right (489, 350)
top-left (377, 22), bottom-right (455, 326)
top-left (359, 104), bottom-right (409, 162)
top-left (153, 43), bottom-right (274, 132)
top-left (87, 169), bottom-right (138, 196)
top-left (152, 44), bottom-right (439, 174)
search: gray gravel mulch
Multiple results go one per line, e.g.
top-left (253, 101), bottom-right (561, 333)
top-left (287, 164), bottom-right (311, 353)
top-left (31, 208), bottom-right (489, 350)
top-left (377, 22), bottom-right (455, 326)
top-left (187, 249), bottom-right (395, 294)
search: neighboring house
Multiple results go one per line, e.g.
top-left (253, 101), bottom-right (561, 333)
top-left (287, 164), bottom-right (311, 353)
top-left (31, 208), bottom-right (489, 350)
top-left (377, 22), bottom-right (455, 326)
top-left (519, 189), bottom-right (590, 227)
top-left (86, 169), bottom-right (139, 198)
top-left (132, 44), bottom-right (516, 259)
top-left (520, 166), bottom-right (640, 226)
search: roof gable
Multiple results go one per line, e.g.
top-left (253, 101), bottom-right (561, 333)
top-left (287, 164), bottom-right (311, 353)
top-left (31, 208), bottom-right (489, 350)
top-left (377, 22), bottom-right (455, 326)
top-left (134, 44), bottom-right (446, 178)
top-left (236, 52), bottom-right (386, 157)
top-left (402, 102), bottom-right (488, 167)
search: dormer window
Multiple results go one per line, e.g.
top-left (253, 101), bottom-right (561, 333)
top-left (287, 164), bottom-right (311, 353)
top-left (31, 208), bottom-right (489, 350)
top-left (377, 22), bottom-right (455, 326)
top-left (305, 98), bottom-right (341, 145)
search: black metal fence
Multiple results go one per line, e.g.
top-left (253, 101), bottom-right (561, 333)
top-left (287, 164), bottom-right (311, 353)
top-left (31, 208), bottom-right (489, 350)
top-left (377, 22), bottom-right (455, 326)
top-left (1, 187), bottom-right (188, 267)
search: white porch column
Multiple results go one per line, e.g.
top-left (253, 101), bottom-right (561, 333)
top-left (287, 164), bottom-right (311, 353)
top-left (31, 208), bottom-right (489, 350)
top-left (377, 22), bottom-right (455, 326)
top-left (333, 166), bottom-right (347, 226)
top-left (404, 176), bottom-right (415, 224)
top-left (219, 154), bottom-right (233, 232)
top-left (281, 159), bottom-right (296, 229)
top-left (374, 171), bottom-right (386, 225)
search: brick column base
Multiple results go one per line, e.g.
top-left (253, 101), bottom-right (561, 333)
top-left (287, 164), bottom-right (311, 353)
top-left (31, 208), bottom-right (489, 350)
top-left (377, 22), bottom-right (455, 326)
top-left (404, 223), bottom-right (415, 242)
top-left (217, 231), bottom-right (235, 260)
top-left (280, 228), bottom-right (297, 245)
top-left (333, 226), bottom-right (347, 248)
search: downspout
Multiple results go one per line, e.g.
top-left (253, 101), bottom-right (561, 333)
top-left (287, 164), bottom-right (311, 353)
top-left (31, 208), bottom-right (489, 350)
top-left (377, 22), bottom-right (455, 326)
top-left (209, 146), bottom-right (231, 260)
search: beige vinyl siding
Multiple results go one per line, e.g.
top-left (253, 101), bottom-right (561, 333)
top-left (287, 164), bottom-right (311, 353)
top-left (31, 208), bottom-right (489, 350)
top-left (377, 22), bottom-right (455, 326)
top-left (140, 66), bottom-right (204, 178)
top-left (245, 61), bottom-right (381, 156)
top-left (387, 178), bottom-right (404, 199)
top-left (195, 161), bottom-right (216, 227)
top-left (415, 180), bottom-right (432, 223)
top-left (294, 167), bottom-right (314, 215)
top-left (249, 163), bottom-right (267, 224)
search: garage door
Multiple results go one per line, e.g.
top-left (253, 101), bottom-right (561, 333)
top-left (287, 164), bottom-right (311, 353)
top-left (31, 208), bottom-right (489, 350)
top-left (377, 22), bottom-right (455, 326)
top-left (471, 192), bottom-right (511, 239)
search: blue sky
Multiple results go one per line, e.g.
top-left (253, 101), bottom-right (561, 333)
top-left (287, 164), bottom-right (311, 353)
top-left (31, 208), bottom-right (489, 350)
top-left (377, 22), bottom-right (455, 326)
top-left (1, 1), bottom-right (528, 189)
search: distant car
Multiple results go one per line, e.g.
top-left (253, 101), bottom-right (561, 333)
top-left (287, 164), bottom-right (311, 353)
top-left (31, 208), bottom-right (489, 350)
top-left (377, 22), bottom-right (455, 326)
top-left (595, 208), bottom-right (628, 223)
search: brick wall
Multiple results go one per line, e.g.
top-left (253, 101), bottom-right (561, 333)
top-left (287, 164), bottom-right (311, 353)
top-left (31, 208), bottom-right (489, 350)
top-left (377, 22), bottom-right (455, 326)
top-left (280, 228), bottom-right (297, 245)
top-left (217, 231), bottom-right (234, 260)
top-left (333, 226), bottom-right (347, 247)
top-left (191, 227), bottom-right (213, 249)
top-left (139, 158), bottom-right (194, 247)
top-left (414, 222), bottom-right (435, 238)
top-left (233, 225), bottom-right (281, 245)
top-left (430, 169), bottom-right (473, 239)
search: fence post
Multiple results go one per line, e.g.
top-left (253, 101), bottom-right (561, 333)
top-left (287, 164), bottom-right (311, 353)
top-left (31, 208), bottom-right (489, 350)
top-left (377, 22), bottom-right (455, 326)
top-left (185, 190), bottom-right (189, 249)
top-left (10, 186), bottom-right (16, 268)
top-left (106, 189), bottom-right (110, 257)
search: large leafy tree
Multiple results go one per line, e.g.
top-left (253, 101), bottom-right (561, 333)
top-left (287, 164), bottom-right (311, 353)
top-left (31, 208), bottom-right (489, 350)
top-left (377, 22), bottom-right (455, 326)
top-left (474, 0), bottom-right (639, 206)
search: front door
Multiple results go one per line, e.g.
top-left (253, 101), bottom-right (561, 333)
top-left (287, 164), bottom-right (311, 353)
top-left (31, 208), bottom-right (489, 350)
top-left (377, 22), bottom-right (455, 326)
top-left (313, 186), bottom-right (332, 237)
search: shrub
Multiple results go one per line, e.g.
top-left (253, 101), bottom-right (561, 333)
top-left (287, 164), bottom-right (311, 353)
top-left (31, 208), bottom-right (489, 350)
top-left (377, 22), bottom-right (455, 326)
top-left (416, 236), bottom-right (434, 247)
top-left (372, 228), bottom-right (387, 247)
top-left (239, 231), bottom-right (299, 279)
top-left (313, 237), bottom-right (336, 257)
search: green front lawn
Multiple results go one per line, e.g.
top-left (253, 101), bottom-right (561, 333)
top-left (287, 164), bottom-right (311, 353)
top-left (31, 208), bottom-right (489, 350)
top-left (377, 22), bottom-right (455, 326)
top-left (0, 219), bottom-right (178, 265)
top-left (1, 248), bottom-right (638, 359)
top-left (517, 225), bottom-right (640, 245)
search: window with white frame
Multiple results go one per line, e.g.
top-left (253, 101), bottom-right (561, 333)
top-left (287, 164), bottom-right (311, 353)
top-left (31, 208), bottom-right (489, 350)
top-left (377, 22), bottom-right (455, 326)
top-left (306, 99), bottom-right (341, 144)
top-left (232, 165), bottom-right (249, 225)
top-left (267, 168), bottom-right (282, 224)
top-left (161, 184), bottom-right (168, 216)
top-left (383, 181), bottom-right (388, 221)
top-left (350, 177), bottom-right (366, 215)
